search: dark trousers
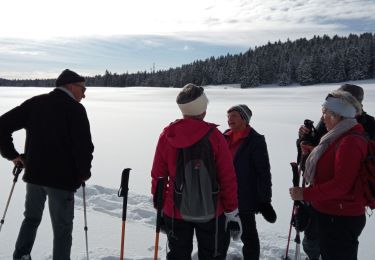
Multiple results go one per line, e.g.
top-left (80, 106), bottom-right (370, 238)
top-left (302, 206), bottom-right (320, 260)
top-left (13, 183), bottom-right (74, 260)
top-left (164, 214), bottom-right (230, 260)
top-left (315, 210), bottom-right (366, 260)
top-left (239, 213), bottom-right (259, 260)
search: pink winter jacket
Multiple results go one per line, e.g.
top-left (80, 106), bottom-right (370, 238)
top-left (151, 118), bottom-right (238, 219)
top-left (303, 124), bottom-right (368, 216)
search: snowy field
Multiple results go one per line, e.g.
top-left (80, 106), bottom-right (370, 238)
top-left (0, 80), bottom-right (374, 259)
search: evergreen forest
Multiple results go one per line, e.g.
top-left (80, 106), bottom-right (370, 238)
top-left (1, 33), bottom-right (374, 88)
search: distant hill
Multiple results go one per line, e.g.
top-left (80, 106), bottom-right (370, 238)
top-left (1, 33), bottom-right (374, 88)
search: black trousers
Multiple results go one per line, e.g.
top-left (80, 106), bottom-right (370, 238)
top-left (164, 214), bottom-right (230, 260)
top-left (302, 206), bottom-right (320, 260)
top-left (239, 213), bottom-right (260, 260)
top-left (315, 210), bottom-right (366, 260)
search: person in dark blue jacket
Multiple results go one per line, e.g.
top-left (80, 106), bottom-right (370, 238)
top-left (224, 104), bottom-right (276, 260)
top-left (0, 69), bottom-right (94, 260)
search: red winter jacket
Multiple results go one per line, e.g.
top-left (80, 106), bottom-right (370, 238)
top-left (151, 118), bottom-right (238, 219)
top-left (303, 124), bottom-right (368, 216)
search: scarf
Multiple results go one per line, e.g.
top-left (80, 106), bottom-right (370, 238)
top-left (304, 118), bottom-right (357, 184)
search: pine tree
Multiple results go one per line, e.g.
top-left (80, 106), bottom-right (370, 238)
top-left (324, 52), bottom-right (346, 83)
top-left (240, 63), bottom-right (260, 88)
top-left (297, 56), bottom-right (315, 85)
top-left (345, 47), bottom-right (367, 80)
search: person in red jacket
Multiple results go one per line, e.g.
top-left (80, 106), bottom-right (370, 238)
top-left (290, 90), bottom-right (367, 260)
top-left (296, 84), bottom-right (374, 260)
top-left (151, 83), bottom-right (240, 260)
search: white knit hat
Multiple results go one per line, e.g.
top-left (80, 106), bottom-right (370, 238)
top-left (177, 92), bottom-right (208, 116)
top-left (322, 90), bottom-right (361, 118)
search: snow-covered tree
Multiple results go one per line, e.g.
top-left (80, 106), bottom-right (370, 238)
top-left (240, 63), bottom-right (260, 88)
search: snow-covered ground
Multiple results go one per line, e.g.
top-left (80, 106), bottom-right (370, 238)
top-left (0, 80), bottom-right (374, 259)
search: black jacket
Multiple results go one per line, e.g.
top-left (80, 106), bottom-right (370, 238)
top-left (0, 88), bottom-right (94, 191)
top-left (224, 128), bottom-right (272, 213)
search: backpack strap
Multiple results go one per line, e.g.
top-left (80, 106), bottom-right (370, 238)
top-left (203, 127), bottom-right (216, 141)
top-left (334, 131), bottom-right (369, 153)
top-left (347, 131), bottom-right (369, 142)
top-left (344, 132), bottom-right (374, 156)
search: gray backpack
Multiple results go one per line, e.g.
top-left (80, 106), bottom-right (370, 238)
top-left (173, 128), bottom-right (219, 222)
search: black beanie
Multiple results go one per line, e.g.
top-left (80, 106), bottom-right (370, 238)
top-left (338, 84), bottom-right (364, 103)
top-left (55, 69), bottom-right (85, 87)
top-left (227, 104), bottom-right (252, 124)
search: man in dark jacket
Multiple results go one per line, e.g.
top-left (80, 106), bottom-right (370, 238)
top-left (0, 69), bottom-right (94, 260)
top-left (224, 104), bottom-right (276, 260)
top-left (297, 84), bottom-right (374, 260)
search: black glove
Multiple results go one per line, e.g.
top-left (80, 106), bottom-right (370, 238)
top-left (153, 195), bottom-right (157, 209)
top-left (158, 215), bottom-right (174, 236)
top-left (159, 215), bottom-right (167, 234)
top-left (292, 202), bottom-right (311, 232)
top-left (258, 202), bottom-right (277, 223)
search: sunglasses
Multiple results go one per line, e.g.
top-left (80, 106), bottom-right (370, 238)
top-left (73, 83), bottom-right (86, 94)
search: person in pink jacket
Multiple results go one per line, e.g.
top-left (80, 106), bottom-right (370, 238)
top-left (151, 83), bottom-right (240, 260)
top-left (290, 90), bottom-right (368, 260)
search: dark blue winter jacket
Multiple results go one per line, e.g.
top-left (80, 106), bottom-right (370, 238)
top-left (224, 128), bottom-right (272, 214)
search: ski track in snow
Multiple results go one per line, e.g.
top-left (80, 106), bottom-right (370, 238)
top-left (75, 185), bottom-right (156, 226)
top-left (74, 185), bottom-right (304, 260)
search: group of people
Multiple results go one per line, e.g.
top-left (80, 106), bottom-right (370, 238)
top-left (0, 68), bottom-right (373, 260)
top-left (151, 83), bottom-right (276, 260)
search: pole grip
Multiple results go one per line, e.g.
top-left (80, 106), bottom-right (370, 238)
top-left (12, 164), bottom-right (23, 182)
top-left (118, 168), bottom-right (131, 221)
top-left (155, 177), bottom-right (166, 233)
top-left (290, 162), bottom-right (299, 187)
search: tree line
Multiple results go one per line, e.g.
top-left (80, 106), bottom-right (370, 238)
top-left (1, 33), bottom-right (374, 88)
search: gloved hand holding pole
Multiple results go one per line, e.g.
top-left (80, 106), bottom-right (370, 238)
top-left (224, 208), bottom-right (242, 241)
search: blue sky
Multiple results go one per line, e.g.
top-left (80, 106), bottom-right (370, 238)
top-left (0, 0), bottom-right (374, 79)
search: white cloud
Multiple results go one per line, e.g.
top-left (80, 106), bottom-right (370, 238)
top-left (0, 44), bottom-right (45, 56)
top-left (1, 0), bottom-right (374, 46)
top-left (1, 0), bottom-right (374, 79)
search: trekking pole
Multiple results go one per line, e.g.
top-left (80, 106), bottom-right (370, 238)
top-left (0, 164), bottom-right (23, 233)
top-left (285, 120), bottom-right (313, 259)
top-left (82, 182), bottom-right (89, 260)
top-left (283, 162), bottom-right (302, 260)
top-left (284, 205), bottom-right (295, 260)
top-left (292, 162), bottom-right (302, 260)
top-left (118, 168), bottom-right (131, 260)
top-left (154, 177), bottom-right (166, 260)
